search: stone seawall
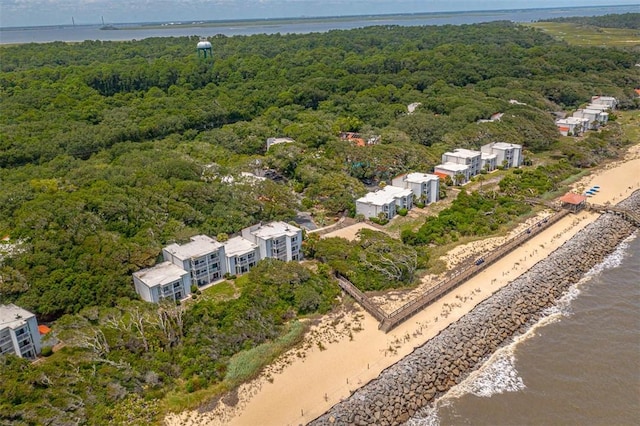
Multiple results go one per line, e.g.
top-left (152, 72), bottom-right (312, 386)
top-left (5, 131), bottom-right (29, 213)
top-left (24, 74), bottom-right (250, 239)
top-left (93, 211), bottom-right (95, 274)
top-left (310, 192), bottom-right (640, 426)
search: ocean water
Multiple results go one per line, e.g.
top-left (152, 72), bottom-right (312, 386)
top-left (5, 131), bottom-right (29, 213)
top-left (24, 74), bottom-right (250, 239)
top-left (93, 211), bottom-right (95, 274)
top-left (408, 232), bottom-right (640, 426)
top-left (1, 5), bottom-right (639, 44)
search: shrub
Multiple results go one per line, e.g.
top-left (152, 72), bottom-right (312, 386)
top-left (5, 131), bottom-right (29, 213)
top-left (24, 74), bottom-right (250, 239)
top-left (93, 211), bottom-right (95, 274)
top-left (397, 208), bottom-right (408, 216)
top-left (41, 346), bottom-right (53, 357)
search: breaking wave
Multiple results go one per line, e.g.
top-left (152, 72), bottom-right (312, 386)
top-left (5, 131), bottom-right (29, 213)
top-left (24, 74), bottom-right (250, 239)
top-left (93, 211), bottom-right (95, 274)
top-left (407, 232), bottom-right (636, 426)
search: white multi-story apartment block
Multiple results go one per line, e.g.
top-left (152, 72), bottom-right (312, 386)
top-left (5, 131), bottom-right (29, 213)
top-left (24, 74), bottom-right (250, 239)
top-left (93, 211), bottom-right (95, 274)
top-left (572, 109), bottom-right (608, 129)
top-left (163, 235), bottom-right (227, 288)
top-left (391, 172), bottom-right (440, 204)
top-left (242, 221), bottom-right (303, 262)
top-left (481, 142), bottom-right (522, 169)
top-left (442, 148), bottom-right (481, 177)
top-left (133, 222), bottom-right (306, 303)
top-left (0, 304), bottom-right (41, 359)
top-left (132, 261), bottom-right (191, 303)
top-left (556, 117), bottom-right (590, 136)
top-left (480, 152), bottom-right (497, 172)
top-left (356, 185), bottom-right (414, 220)
top-left (590, 96), bottom-right (617, 110)
top-left (434, 163), bottom-right (471, 184)
top-left (224, 236), bottom-right (260, 275)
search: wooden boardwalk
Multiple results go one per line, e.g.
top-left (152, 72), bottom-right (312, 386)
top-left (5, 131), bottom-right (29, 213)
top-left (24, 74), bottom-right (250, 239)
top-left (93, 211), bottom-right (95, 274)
top-left (334, 210), bottom-right (571, 333)
top-left (335, 193), bottom-right (638, 333)
top-left (378, 209), bottom-right (569, 332)
top-left (586, 203), bottom-right (640, 227)
top-left (335, 274), bottom-right (387, 322)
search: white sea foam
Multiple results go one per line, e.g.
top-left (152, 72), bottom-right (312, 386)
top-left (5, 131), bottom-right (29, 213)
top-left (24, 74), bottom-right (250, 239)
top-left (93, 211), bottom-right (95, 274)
top-left (584, 233), bottom-right (634, 277)
top-left (407, 233), bottom-right (637, 425)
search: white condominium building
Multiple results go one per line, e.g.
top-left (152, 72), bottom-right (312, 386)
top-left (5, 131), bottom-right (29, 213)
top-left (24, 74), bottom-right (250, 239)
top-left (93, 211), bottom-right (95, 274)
top-left (0, 304), bottom-right (41, 359)
top-left (391, 172), bottom-right (440, 204)
top-left (241, 221), bottom-right (303, 262)
top-left (132, 261), bottom-right (191, 303)
top-left (224, 236), bottom-right (260, 276)
top-left (434, 163), bottom-right (471, 184)
top-left (163, 235), bottom-right (227, 288)
top-left (442, 148), bottom-right (481, 177)
top-left (356, 185), bottom-right (414, 220)
top-left (481, 142), bottom-right (522, 169)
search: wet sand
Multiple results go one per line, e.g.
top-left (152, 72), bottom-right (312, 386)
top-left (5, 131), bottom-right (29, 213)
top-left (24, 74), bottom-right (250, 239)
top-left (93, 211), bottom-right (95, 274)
top-left (165, 144), bottom-right (640, 426)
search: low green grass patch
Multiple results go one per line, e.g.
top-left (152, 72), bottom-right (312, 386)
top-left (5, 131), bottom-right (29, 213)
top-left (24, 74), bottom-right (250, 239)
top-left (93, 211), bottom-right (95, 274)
top-left (200, 280), bottom-right (240, 302)
top-left (161, 320), bottom-right (307, 416)
top-left (224, 320), bottom-right (306, 386)
top-left (162, 382), bottom-right (229, 414)
top-left (618, 111), bottom-right (640, 143)
top-left (527, 22), bottom-right (640, 47)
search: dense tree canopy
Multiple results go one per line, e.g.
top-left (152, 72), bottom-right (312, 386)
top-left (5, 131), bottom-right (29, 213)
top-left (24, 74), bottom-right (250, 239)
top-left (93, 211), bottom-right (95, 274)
top-left (0, 18), bottom-right (638, 424)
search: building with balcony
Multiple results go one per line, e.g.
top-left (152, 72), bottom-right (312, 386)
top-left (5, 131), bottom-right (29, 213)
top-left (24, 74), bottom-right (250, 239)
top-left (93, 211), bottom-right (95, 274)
top-left (356, 185), bottom-right (414, 220)
top-left (242, 221), bottom-right (303, 262)
top-left (555, 117), bottom-right (589, 136)
top-left (442, 148), bottom-right (481, 177)
top-left (590, 96), bottom-right (617, 110)
top-left (572, 109), bottom-right (608, 130)
top-left (132, 261), bottom-right (191, 303)
top-left (480, 152), bottom-right (498, 172)
top-left (391, 172), bottom-right (440, 204)
top-left (481, 142), bottom-right (522, 169)
top-left (434, 163), bottom-right (471, 184)
top-left (163, 235), bottom-right (227, 288)
top-left (0, 304), bottom-right (41, 359)
top-left (224, 236), bottom-right (260, 276)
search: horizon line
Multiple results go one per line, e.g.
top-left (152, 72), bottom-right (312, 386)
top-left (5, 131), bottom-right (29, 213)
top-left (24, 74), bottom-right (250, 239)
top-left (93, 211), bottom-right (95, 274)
top-left (0, 4), bottom-right (635, 31)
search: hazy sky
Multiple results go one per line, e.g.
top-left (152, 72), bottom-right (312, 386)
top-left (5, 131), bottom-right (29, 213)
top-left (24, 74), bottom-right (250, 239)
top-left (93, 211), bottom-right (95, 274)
top-left (1, 1), bottom-right (638, 28)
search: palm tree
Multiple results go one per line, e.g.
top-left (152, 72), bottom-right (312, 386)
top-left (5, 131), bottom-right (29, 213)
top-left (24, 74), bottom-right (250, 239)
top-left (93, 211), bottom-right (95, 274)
top-left (454, 173), bottom-right (466, 186)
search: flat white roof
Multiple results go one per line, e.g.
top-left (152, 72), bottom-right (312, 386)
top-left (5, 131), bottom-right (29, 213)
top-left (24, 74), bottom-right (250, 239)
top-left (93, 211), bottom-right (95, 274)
top-left (445, 148), bottom-right (480, 159)
top-left (249, 221), bottom-right (300, 239)
top-left (557, 117), bottom-right (586, 125)
top-left (267, 137), bottom-right (294, 144)
top-left (404, 172), bottom-right (439, 184)
top-left (164, 235), bottom-right (223, 260)
top-left (435, 163), bottom-right (469, 172)
top-left (582, 109), bottom-right (602, 115)
top-left (586, 103), bottom-right (610, 111)
top-left (592, 96), bottom-right (616, 102)
top-left (485, 142), bottom-right (521, 150)
top-left (225, 236), bottom-right (258, 257)
top-left (357, 185), bottom-right (413, 206)
top-left (0, 304), bottom-right (35, 330)
top-left (481, 152), bottom-right (497, 160)
top-left (133, 262), bottom-right (187, 287)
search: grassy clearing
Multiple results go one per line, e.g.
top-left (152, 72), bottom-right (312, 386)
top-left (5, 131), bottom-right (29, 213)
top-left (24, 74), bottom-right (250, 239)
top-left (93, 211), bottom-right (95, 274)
top-left (161, 320), bottom-right (307, 416)
top-left (526, 22), bottom-right (640, 48)
top-left (617, 110), bottom-right (640, 143)
top-left (163, 382), bottom-right (230, 414)
top-left (199, 279), bottom-right (241, 303)
top-left (225, 320), bottom-right (306, 386)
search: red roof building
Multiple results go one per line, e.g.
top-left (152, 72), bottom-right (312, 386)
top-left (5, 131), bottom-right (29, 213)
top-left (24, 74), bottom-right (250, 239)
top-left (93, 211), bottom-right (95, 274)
top-left (559, 193), bottom-right (588, 212)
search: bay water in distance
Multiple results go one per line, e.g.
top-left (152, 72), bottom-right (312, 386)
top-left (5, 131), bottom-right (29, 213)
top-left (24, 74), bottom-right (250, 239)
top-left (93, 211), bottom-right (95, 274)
top-left (1, 5), bottom-right (639, 45)
top-left (408, 233), bottom-right (640, 426)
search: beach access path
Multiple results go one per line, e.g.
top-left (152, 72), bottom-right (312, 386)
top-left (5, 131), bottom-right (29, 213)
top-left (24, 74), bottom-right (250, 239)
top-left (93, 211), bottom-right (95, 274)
top-left (165, 144), bottom-right (640, 426)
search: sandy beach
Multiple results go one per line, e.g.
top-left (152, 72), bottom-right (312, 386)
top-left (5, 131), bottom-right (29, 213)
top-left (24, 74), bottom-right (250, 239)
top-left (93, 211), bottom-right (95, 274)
top-left (165, 144), bottom-right (640, 426)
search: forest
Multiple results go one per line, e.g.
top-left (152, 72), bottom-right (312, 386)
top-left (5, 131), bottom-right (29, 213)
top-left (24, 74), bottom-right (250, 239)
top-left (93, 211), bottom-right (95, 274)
top-left (542, 12), bottom-right (640, 29)
top-left (1, 17), bottom-right (639, 424)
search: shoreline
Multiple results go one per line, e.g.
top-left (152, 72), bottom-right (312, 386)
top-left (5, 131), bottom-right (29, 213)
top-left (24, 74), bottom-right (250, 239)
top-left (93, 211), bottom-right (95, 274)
top-left (312, 191), bottom-right (640, 424)
top-left (165, 144), bottom-right (640, 426)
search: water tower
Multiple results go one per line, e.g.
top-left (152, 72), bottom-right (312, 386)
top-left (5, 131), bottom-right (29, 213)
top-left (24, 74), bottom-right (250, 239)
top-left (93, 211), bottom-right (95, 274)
top-left (197, 38), bottom-right (213, 59)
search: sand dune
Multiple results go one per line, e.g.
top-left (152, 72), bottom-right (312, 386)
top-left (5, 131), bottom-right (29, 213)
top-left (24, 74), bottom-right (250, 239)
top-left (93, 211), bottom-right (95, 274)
top-left (165, 144), bottom-right (640, 426)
